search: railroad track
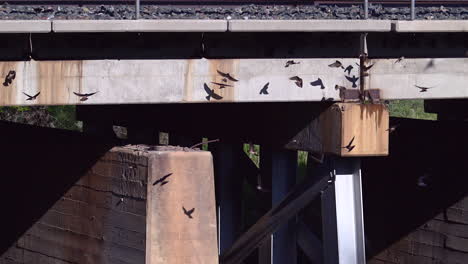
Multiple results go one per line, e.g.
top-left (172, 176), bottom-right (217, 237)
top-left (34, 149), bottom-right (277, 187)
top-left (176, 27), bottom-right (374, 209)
top-left (2, 0), bottom-right (468, 4)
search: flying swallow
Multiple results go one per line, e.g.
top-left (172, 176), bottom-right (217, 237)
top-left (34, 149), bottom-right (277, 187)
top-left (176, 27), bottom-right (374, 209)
top-left (182, 206), bottom-right (195, 219)
top-left (310, 78), bottom-right (325, 89)
top-left (345, 75), bottom-right (359, 88)
top-left (73, 91), bottom-right (98, 101)
top-left (3, 70), bottom-right (16, 87)
top-left (386, 124), bottom-right (400, 133)
top-left (23, 92), bottom-right (40, 101)
top-left (289, 76), bottom-right (303, 88)
top-left (394, 56), bottom-right (405, 64)
top-left (343, 136), bottom-right (356, 152)
top-left (204, 83), bottom-right (223, 101)
top-left (356, 63), bottom-right (374, 72)
top-left (344, 65), bottom-right (353, 75)
top-left (335, 85), bottom-right (346, 91)
top-left (153, 173), bottom-right (173, 186)
top-left (216, 70), bottom-right (238, 82)
top-left (328, 60), bottom-right (344, 69)
top-left (424, 60), bottom-right (435, 71)
top-left (285, 60), bottom-right (300, 68)
top-left (259, 82), bottom-right (269, 95)
top-left (211, 82), bottom-right (233, 89)
top-left (415, 85), bottom-right (434, 92)
top-left (321, 97), bottom-right (334, 102)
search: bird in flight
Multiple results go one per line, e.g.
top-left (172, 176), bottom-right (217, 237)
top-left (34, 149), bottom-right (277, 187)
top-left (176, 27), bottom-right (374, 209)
top-left (73, 91), bottom-right (98, 101)
top-left (344, 65), bottom-right (353, 75)
top-left (23, 92), bottom-right (40, 101)
top-left (289, 76), bottom-right (303, 88)
top-left (415, 85), bottom-right (434, 92)
top-left (310, 78), bottom-right (325, 89)
top-left (152, 173), bottom-right (173, 186)
top-left (394, 56), bottom-right (405, 64)
top-left (3, 70), bottom-right (16, 87)
top-left (259, 82), bottom-right (269, 95)
top-left (285, 60), bottom-right (300, 68)
top-left (217, 70), bottom-right (238, 82)
top-left (182, 206), bottom-right (195, 219)
top-left (204, 83), bottom-right (223, 101)
top-left (328, 60), bottom-right (344, 69)
top-left (345, 75), bottom-right (359, 88)
top-left (335, 85), bottom-right (346, 91)
top-left (343, 136), bottom-right (356, 152)
top-left (386, 124), bottom-right (400, 133)
top-left (355, 63), bottom-right (374, 72)
top-left (210, 82), bottom-right (233, 89)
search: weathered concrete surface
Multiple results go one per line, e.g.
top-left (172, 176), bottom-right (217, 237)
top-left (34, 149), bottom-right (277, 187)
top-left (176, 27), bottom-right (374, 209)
top-left (53, 19), bottom-right (228, 32)
top-left (367, 58), bottom-right (468, 100)
top-left (394, 20), bottom-right (468, 32)
top-left (0, 58), bottom-right (358, 105)
top-left (146, 149), bottom-right (218, 264)
top-left (228, 19), bottom-right (392, 32)
top-left (0, 20), bottom-right (51, 33)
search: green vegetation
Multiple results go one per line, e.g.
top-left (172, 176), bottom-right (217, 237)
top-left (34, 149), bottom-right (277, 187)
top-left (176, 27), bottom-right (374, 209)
top-left (388, 100), bottom-right (437, 120)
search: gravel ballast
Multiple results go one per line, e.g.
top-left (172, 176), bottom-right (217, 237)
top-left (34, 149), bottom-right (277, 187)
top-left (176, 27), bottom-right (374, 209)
top-left (0, 4), bottom-right (466, 20)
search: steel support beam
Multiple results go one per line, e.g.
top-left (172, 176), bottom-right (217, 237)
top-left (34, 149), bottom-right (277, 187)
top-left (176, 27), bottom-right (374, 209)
top-left (259, 146), bottom-right (298, 264)
top-left (212, 143), bottom-right (244, 255)
top-left (310, 157), bottom-right (366, 264)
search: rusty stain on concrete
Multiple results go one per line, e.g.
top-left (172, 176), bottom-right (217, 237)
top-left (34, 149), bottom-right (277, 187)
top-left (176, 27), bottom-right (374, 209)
top-left (0, 61), bottom-right (19, 106)
top-left (37, 60), bottom-right (83, 105)
top-left (183, 59), bottom-right (195, 102)
top-left (208, 59), bottom-right (239, 102)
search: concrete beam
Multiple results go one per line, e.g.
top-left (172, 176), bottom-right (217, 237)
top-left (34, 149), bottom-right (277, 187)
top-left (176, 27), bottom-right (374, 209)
top-left (228, 19), bottom-right (392, 32)
top-left (394, 20), bottom-right (468, 32)
top-left (0, 58), bottom-right (358, 106)
top-left (367, 58), bottom-right (468, 100)
top-left (52, 19), bottom-right (228, 32)
top-left (0, 20), bottom-right (51, 33)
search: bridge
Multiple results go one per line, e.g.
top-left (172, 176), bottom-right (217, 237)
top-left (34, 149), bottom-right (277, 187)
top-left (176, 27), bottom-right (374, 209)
top-left (0, 9), bottom-right (467, 264)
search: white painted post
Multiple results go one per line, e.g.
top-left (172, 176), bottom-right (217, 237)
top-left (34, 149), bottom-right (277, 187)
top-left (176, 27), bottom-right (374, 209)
top-left (310, 156), bottom-right (366, 264)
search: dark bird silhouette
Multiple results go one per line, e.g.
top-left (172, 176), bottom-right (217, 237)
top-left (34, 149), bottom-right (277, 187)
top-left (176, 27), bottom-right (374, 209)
top-left (285, 60), bottom-right (300, 68)
top-left (343, 136), bottom-right (356, 152)
top-left (321, 97), bottom-right (334, 102)
top-left (335, 85), bottom-right (346, 91)
top-left (204, 83), bottom-right (223, 101)
top-left (73, 91), bottom-right (98, 101)
top-left (310, 78), bottom-right (325, 89)
top-left (344, 65), bottom-right (353, 75)
top-left (217, 70), bottom-right (238, 82)
top-left (211, 82), bottom-right (233, 89)
top-left (23, 92), bottom-right (40, 101)
top-left (289, 76), bottom-right (303, 88)
top-left (356, 63), bottom-right (374, 71)
top-left (394, 56), bottom-right (404, 64)
top-left (415, 85), bottom-right (434, 92)
top-left (345, 75), bottom-right (359, 88)
top-left (153, 173), bottom-right (173, 186)
top-left (424, 60), bottom-right (435, 71)
top-left (259, 82), bottom-right (269, 95)
top-left (182, 206), bottom-right (195, 219)
top-left (3, 70), bottom-right (16, 87)
top-left (329, 60), bottom-right (344, 69)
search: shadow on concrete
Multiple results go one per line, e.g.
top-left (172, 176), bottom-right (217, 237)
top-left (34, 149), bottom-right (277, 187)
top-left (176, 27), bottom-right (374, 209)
top-left (362, 117), bottom-right (468, 258)
top-left (0, 121), bottom-right (115, 255)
